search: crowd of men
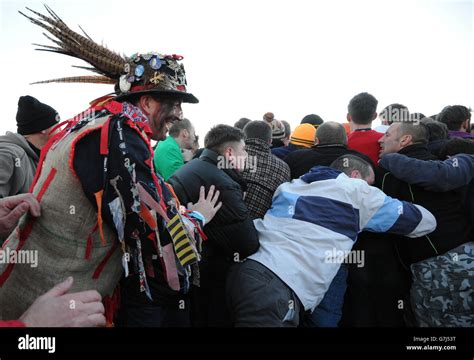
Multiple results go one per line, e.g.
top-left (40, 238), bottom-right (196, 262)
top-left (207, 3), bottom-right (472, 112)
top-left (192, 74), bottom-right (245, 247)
top-left (0, 90), bottom-right (473, 328)
top-left (0, 5), bottom-right (472, 329)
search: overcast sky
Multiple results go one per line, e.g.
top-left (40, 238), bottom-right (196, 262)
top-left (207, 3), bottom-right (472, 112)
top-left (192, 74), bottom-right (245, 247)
top-left (1, 0), bottom-right (472, 139)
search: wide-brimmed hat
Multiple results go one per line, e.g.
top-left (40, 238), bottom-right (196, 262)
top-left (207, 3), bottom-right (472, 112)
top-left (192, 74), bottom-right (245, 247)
top-left (113, 53), bottom-right (198, 103)
top-left (20, 6), bottom-right (198, 103)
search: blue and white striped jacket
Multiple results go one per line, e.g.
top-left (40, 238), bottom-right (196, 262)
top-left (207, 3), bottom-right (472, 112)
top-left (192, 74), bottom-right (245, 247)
top-left (249, 166), bottom-right (437, 311)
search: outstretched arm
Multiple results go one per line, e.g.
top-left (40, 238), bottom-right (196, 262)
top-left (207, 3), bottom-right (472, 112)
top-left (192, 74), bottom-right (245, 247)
top-left (357, 182), bottom-right (437, 238)
top-left (379, 153), bottom-right (474, 192)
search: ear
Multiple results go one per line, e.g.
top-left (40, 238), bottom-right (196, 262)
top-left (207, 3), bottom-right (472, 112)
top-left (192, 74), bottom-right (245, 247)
top-left (349, 169), bottom-right (361, 179)
top-left (182, 128), bottom-right (189, 138)
top-left (372, 112), bottom-right (378, 121)
top-left (462, 119), bottom-right (469, 131)
top-left (138, 95), bottom-right (155, 115)
top-left (315, 137), bottom-right (320, 145)
top-left (224, 145), bottom-right (234, 158)
top-left (346, 114), bottom-right (352, 122)
top-left (400, 134), bottom-right (412, 145)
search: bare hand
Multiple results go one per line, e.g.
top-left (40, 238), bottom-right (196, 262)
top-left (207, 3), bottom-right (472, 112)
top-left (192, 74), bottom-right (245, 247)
top-left (187, 185), bottom-right (222, 225)
top-left (0, 193), bottom-right (41, 238)
top-left (19, 277), bottom-right (106, 327)
top-left (182, 149), bottom-right (194, 162)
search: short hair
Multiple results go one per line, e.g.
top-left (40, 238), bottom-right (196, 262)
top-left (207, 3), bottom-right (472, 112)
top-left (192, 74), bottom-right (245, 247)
top-left (301, 114), bottom-right (324, 127)
top-left (316, 121), bottom-right (347, 145)
top-left (204, 124), bottom-right (244, 155)
top-left (379, 103), bottom-right (410, 124)
top-left (263, 112), bottom-right (274, 121)
top-left (234, 117), bottom-right (252, 130)
top-left (347, 92), bottom-right (378, 125)
top-left (330, 154), bottom-right (373, 179)
top-left (438, 105), bottom-right (471, 131)
top-left (420, 118), bottom-right (448, 141)
top-left (281, 120), bottom-right (291, 138)
top-left (169, 118), bottom-right (193, 138)
top-left (439, 138), bottom-right (474, 159)
top-left (410, 113), bottom-right (426, 122)
top-left (243, 120), bottom-right (272, 143)
top-left (397, 122), bottom-right (429, 144)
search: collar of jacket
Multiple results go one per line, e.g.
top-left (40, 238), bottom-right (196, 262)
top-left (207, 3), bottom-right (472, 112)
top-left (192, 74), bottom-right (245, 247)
top-left (398, 143), bottom-right (434, 160)
top-left (312, 143), bottom-right (347, 149)
top-left (245, 138), bottom-right (271, 153)
top-left (200, 148), bottom-right (220, 164)
top-left (300, 166), bottom-right (342, 183)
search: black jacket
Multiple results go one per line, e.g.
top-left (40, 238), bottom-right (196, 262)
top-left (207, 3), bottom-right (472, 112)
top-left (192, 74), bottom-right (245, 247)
top-left (378, 144), bottom-right (471, 265)
top-left (283, 144), bottom-right (374, 179)
top-left (342, 144), bottom-right (472, 327)
top-left (169, 149), bottom-right (259, 287)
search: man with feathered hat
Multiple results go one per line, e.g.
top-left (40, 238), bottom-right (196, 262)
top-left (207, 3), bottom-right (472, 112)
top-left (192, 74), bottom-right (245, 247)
top-left (0, 5), bottom-right (222, 327)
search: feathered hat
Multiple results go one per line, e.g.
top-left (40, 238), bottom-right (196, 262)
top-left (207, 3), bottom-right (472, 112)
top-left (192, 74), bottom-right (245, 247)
top-left (19, 5), bottom-right (198, 103)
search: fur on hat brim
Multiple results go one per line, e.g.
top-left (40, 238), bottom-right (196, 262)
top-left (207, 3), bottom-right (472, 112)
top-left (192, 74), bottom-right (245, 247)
top-left (114, 89), bottom-right (199, 104)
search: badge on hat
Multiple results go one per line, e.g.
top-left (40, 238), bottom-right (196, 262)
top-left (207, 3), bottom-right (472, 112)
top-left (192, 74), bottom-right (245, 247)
top-left (149, 56), bottom-right (162, 70)
top-left (134, 65), bottom-right (145, 78)
top-left (119, 75), bottom-right (131, 92)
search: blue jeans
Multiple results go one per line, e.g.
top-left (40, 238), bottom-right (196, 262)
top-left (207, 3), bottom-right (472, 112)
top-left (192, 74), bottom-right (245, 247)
top-left (307, 264), bottom-right (349, 327)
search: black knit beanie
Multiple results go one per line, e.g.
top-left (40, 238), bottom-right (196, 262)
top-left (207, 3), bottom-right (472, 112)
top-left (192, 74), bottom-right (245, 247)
top-left (16, 95), bottom-right (59, 135)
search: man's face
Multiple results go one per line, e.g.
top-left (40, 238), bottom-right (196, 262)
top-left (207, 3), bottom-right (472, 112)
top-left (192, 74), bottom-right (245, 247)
top-left (183, 126), bottom-right (196, 150)
top-left (226, 140), bottom-right (248, 172)
top-left (146, 97), bottom-right (183, 141)
top-left (379, 123), bottom-right (402, 156)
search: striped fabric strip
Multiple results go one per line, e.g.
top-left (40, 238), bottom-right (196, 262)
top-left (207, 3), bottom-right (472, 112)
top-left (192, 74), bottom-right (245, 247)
top-left (166, 214), bottom-right (198, 267)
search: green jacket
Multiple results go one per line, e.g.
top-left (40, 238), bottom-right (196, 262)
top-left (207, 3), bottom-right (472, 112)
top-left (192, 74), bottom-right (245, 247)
top-left (153, 135), bottom-right (184, 181)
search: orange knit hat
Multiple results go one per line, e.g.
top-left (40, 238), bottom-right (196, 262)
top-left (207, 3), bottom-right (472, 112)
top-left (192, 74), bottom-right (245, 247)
top-left (290, 124), bottom-right (317, 148)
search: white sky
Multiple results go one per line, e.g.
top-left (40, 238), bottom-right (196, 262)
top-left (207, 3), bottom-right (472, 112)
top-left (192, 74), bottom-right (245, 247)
top-left (0, 0), bottom-right (472, 139)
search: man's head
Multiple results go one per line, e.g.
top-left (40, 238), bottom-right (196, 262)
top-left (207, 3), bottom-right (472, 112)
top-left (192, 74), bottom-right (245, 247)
top-left (379, 103), bottom-right (410, 125)
top-left (330, 154), bottom-right (375, 185)
top-left (20, 9), bottom-right (198, 142)
top-left (315, 121), bottom-right (347, 146)
top-left (281, 120), bottom-right (291, 146)
top-left (168, 118), bottom-right (195, 150)
top-left (439, 138), bottom-right (474, 159)
top-left (16, 95), bottom-right (60, 149)
top-left (347, 92), bottom-right (378, 125)
top-left (290, 124), bottom-right (317, 148)
top-left (243, 120), bottom-right (272, 144)
top-left (263, 112), bottom-right (275, 123)
top-left (420, 118), bottom-right (449, 141)
top-left (234, 118), bottom-right (252, 130)
top-left (129, 94), bottom-right (183, 141)
top-left (379, 122), bottom-right (428, 156)
top-left (438, 105), bottom-right (471, 132)
top-left (301, 114), bottom-right (324, 128)
top-left (205, 125), bottom-right (247, 172)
